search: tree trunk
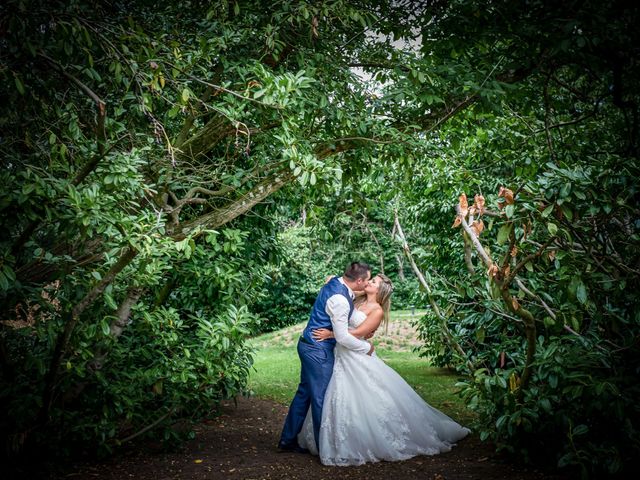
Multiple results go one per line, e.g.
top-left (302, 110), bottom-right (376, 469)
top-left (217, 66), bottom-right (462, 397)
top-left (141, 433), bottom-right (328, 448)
top-left (395, 253), bottom-right (405, 281)
top-left (38, 246), bottom-right (139, 423)
top-left (175, 170), bottom-right (294, 238)
top-left (87, 286), bottom-right (145, 374)
top-left (463, 232), bottom-right (476, 274)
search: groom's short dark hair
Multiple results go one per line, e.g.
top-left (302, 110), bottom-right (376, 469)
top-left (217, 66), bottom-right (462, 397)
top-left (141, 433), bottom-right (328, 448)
top-left (343, 261), bottom-right (371, 281)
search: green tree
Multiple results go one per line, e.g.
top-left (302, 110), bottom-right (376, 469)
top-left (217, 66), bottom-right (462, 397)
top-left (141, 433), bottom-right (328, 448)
top-left (0, 0), bottom-right (423, 457)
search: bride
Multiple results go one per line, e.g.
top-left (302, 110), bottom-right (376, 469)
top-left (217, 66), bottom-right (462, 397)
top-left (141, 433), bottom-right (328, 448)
top-left (297, 273), bottom-right (470, 466)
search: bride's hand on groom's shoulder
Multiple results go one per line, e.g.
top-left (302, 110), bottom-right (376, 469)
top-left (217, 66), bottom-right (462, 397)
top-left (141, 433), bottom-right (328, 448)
top-left (312, 328), bottom-right (333, 341)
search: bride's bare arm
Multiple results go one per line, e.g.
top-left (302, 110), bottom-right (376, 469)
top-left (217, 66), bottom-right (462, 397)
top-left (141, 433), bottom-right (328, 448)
top-left (350, 309), bottom-right (383, 338)
top-left (312, 308), bottom-right (383, 341)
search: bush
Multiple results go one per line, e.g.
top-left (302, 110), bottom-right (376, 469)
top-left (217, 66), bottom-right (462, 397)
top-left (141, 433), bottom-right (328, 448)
top-left (457, 335), bottom-right (640, 476)
top-left (1, 303), bottom-right (259, 458)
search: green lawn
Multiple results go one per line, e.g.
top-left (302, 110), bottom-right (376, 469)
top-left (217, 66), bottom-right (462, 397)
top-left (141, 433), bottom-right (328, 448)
top-left (246, 312), bottom-right (474, 424)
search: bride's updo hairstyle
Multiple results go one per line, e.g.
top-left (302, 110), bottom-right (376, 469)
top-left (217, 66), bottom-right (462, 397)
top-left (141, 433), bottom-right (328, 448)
top-left (375, 274), bottom-right (394, 327)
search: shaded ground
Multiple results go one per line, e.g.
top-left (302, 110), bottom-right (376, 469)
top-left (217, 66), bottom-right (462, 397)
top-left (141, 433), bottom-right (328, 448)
top-left (45, 396), bottom-right (570, 480)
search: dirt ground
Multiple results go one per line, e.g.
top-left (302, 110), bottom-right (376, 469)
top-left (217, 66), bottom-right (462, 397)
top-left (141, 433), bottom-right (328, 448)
top-left (34, 396), bottom-right (572, 480)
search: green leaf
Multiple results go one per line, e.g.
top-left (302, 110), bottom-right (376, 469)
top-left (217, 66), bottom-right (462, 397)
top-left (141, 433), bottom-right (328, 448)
top-left (101, 319), bottom-right (111, 336)
top-left (504, 204), bottom-right (515, 218)
top-left (497, 224), bottom-right (511, 245)
top-left (547, 222), bottom-right (558, 235)
top-left (181, 88), bottom-right (190, 102)
top-left (573, 424), bottom-right (589, 436)
top-left (14, 75), bottom-right (25, 95)
top-left (105, 293), bottom-right (118, 310)
top-left (576, 282), bottom-right (587, 304)
top-left (560, 204), bottom-right (573, 221)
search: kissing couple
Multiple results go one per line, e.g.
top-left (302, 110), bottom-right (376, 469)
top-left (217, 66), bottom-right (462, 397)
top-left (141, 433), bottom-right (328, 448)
top-left (278, 261), bottom-right (470, 466)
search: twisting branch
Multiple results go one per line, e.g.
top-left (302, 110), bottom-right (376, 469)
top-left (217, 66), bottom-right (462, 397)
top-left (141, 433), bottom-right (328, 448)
top-left (394, 211), bottom-right (475, 372)
top-left (462, 232), bottom-right (475, 274)
top-left (456, 205), bottom-right (492, 267)
top-left (117, 408), bottom-right (176, 445)
top-left (455, 198), bottom-right (537, 397)
top-left (38, 246), bottom-right (139, 423)
top-left (173, 169), bottom-right (294, 240)
top-left (503, 237), bottom-right (555, 287)
top-left (514, 277), bottom-right (556, 321)
top-left (38, 52), bottom-right (106, 152)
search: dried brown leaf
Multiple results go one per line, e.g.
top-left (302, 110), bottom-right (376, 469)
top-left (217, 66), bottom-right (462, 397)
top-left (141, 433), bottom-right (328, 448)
top-left (474, 194), bottom-right (486, 214)
top-left (471, 219), bottom-right (485, 237)
top-left (458, 193), bottom-right (468, 217)
top-left (487, 264), bottom-right (499, 277)
top-left (512, 298), bottom-right (520, 310)
top-left (498, 186), bottom-right (515, 205)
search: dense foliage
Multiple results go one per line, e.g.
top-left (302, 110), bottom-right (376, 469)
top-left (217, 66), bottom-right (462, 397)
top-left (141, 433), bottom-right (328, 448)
top-left (0, 0), bottom-right (418, 459)
top-left (1, 0), bottom-right (638, 477)
top-left (386, 1), bottom-right (640, 476)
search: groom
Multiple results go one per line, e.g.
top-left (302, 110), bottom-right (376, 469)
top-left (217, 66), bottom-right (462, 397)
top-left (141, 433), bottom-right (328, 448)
top-left (278, 261), bottom-right (374, 454)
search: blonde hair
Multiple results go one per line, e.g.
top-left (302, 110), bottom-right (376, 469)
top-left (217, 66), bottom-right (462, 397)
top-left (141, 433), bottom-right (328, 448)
top-left (354, 273), bottom-right (394, 328)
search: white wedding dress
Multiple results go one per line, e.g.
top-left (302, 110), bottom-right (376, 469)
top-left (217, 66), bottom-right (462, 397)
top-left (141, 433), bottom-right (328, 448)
top-left (298, 309), bottom-right (470, 466)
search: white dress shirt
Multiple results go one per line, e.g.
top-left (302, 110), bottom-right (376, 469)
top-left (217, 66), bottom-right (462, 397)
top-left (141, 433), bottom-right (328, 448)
top-left (325, 277), bottom-right (371, 354)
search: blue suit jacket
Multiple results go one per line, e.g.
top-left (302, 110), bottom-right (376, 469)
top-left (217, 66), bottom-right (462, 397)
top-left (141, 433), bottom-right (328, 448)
top-left (301, 276), bottom-right (354, 348)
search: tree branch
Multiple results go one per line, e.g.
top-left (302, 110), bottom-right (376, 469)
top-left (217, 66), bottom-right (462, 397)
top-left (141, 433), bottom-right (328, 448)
top-left (117, 408), bottom-right (176, 445)
top-left (503, 237), bottom-right (555, 287)
top-left (394, 211), bottom-right (475, 371)
top-left (38, 246), bottom-right (139, 424)
top-left (39, 52), bottom-right (106, 152)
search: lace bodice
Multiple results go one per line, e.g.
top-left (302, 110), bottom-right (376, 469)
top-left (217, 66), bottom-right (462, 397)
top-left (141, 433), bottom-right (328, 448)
top-left (350, 309), bottom-right (367, 329)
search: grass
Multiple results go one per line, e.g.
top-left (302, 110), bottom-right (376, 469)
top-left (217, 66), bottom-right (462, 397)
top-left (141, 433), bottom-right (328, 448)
top-left (247, 310), bottom-right (474, 424)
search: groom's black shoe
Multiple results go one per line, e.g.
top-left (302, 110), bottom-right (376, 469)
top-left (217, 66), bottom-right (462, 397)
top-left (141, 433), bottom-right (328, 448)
top-left (277, 441), bottom-right (310, 454)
